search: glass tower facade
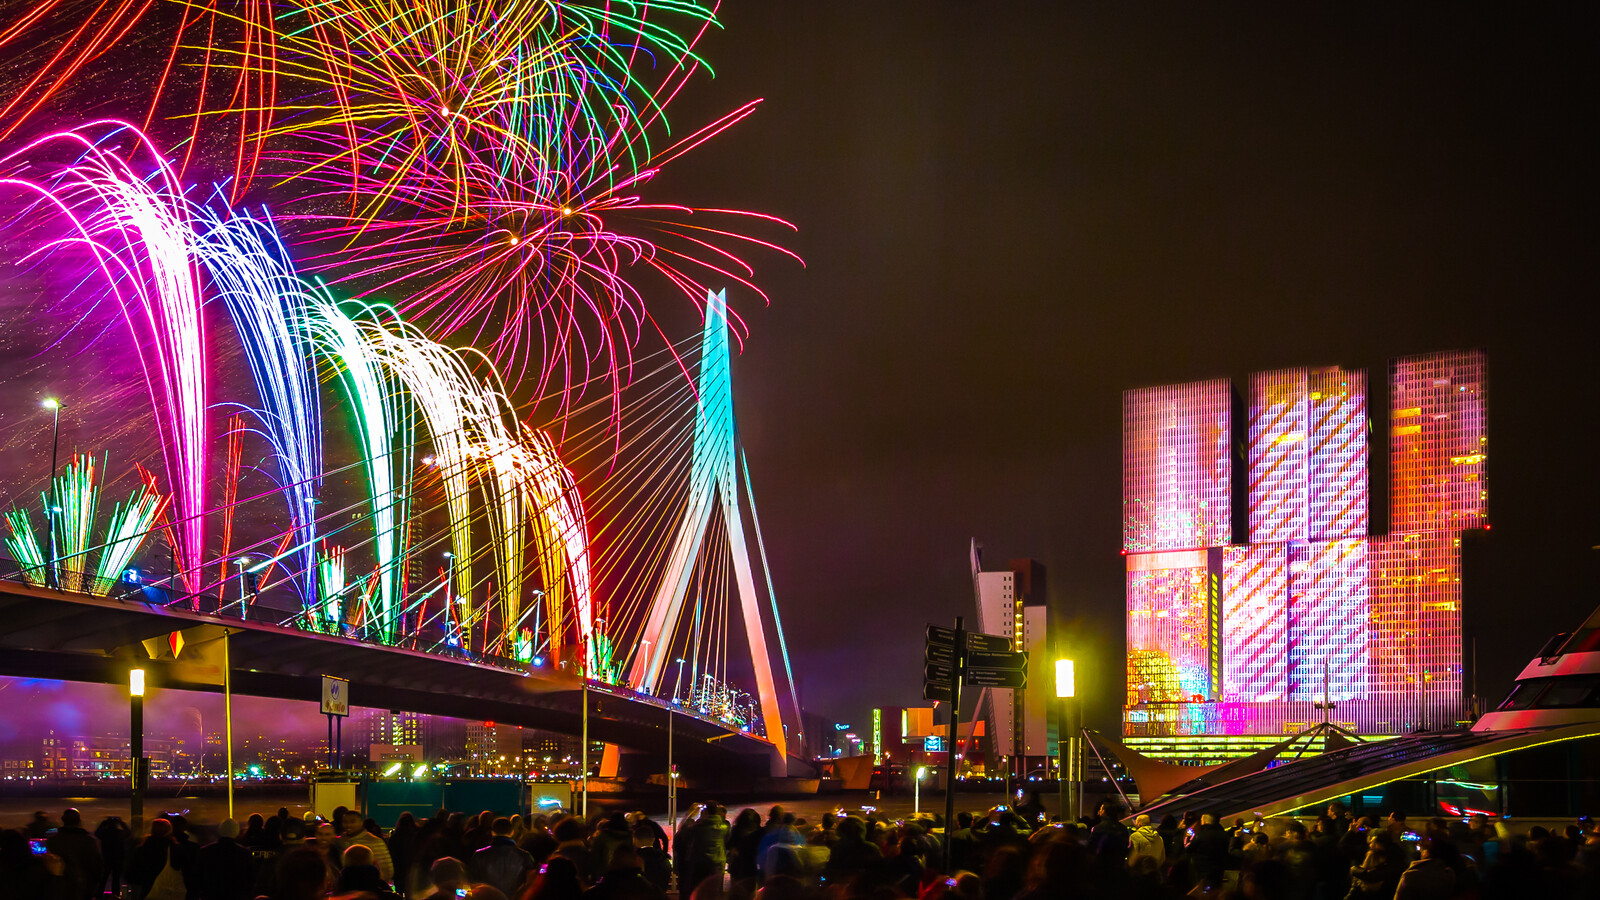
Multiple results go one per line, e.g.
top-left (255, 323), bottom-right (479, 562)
top-left (1123, 351), bottom-right (1486, 751)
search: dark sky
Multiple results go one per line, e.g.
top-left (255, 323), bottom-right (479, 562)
top-left (652, 3), bottom-right (1600, 730)
top-left (3, 3), bottom-right (1599, 743)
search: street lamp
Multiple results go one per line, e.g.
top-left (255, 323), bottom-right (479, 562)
top-left (130, 667), bottom-right (145, 831)
top-left (914, 766), bottom-right (928, 815)
top-left (233, 556), bottom-right (255, 614)
top-left (41, 398), bottom-right (61, 590)
top-left (1056, 659), bottom-right (1078, 822)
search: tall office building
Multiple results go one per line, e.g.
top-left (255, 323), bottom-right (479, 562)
top-left (1122, 351), bottom-right (1487, 760)
top-left (975, 558), bottom-right (1051, 775)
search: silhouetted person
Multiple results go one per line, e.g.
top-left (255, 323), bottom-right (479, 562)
top-left (0, 828), bottom-right (66, 900)
top-left (472, 817), bottom-right (535, 897)
top-left (94, 816), bottom-right (131, 897)
top-left (263, 845), bottom-right (330, 900)
top-left (127, 818), bottom-right (191, 900)
top-left (194, 818), bottom-right (255, 900)
top-left (46, 808), bottom-right (100, 900)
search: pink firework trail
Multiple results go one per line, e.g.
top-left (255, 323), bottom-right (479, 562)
top-left (0, 121), bottom-right (208, 593)
top-left (287, 99), bottom-right (799, 421)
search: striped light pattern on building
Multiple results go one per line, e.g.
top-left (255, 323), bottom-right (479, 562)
top-left (1307, 368), bottom-right (1368, 540)
top-left (1248, 369), bottom-right (1310, 544)
top-left (1123, 380), bottom-right (1233, 553)
top-left (1123, 351), bottom-right (1486, 747)
top-left (1221, 544), bottom-right (1288, 701)
top-left (1126, 550), bottom-right (1212, 702)
top-left (1248, 367), bottom-right (1367, 544)
top-left (1287, 539), bottom-right (1369, 701)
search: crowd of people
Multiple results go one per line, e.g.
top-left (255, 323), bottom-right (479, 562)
top-left (2, 797), bottom-right (1599, 899)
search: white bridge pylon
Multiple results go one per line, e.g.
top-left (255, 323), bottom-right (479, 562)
top-left (627, 289), bottom-right (788, 764)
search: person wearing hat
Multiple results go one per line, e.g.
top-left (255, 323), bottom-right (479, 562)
top-left (195, 818), bottom-right (256, 900)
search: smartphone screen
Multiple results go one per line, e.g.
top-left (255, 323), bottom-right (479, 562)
top-left (29, 839), bottom-right (47, 856)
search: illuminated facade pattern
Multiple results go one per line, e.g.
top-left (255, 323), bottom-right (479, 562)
top-left (1123, 380), bottom-right (1233, 553)
top-left (1221, 544), bottom-right (1288, 701)
top-left (1126, 550), bottom-right (1212, 702)
top-left (1307, 368), bottom-right (1368, 541)
top-left (1248, 367), bottom-right (1367, 544)
top-left (1287, 539), bottom-right (1369, 701)
top-left (1391, 352), bottom-right (1488, 534)
top-left (1367, 534), bottom-right (1463, 729)
top-left (1248, 369), bottom-right (1310, 544)
top-left (1123, 351), bottom-right (1486, 746)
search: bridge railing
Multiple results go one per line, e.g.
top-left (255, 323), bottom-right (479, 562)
top-left (0, 557), bottom-right (768, 739)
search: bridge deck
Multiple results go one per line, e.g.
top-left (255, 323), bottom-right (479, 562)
top-left (0, 579), bottom-right (790, 774)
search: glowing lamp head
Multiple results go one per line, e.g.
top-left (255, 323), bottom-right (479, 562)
top-left (916, 766), bottom-right (928, 779)
top-left (1056, 659), bottom-right (1075, 699)
top-left (412, 763), bottom-right (428, 778)
top-left (41, 398), bottom-right (59, 410)
top-left (561, 207), bottom-right (573, 216)
top-left (129, 668), bottom-right (145, 697)
top-left (383, 762), bottom-right (402, 776)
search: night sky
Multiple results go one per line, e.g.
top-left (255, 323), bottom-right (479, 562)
top-left (2, 4), bottom-right (1600, 742)
top-left (655, 4), bottom-right (1600, 731)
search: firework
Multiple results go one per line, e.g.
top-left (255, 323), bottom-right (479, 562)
top-left (301, 297), bottom-right (414, 640)
top-left (92, 465), bottom-right (170, 596)
top-left (0, 122), bottom-right (209, 590)
top-left (243, 0), bottom-right (718, 209)
top-left (195, 204), bottom-right (324, 607)
top-left (291, 98), bottom-right (798, 411)
top-left (318, 545), bottom-right (347, 631)
top-left (49, 454), bottom-right (99, 594)
top-left (3, 510), bottom-right (47, 587)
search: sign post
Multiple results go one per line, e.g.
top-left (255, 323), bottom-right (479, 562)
top-left (321, 675), bottom-right (350, 769)
top-left (925, 618), bottom-right (965, 873)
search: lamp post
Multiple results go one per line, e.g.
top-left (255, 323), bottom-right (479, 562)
top-left (41, 398), bottom-right (61, 590)
top-left (232, 557), bottom-right (251, 615)
top-left (914, 766), bottom-right (928, 815)
top-left (130, 667), bottom-right (145, 832)
top-left (669, 658), bottom-right (685, 836)
top-left (1056, 659), bottom-right (1077, 823)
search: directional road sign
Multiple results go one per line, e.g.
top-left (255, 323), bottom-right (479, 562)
top-left (965, 633), bottom-right (1014, 653)
top-left (924, 663), bottom-right (954, 684)
top-left (927, 624), bottom-right (1012, 653)
top-left (965, 667), bottom-right (1027, 689)
top-left (925, 644), bottom-right (956, 666)
top-left (966, 649), bottom-right (1028, 671)
top-left (923, 682), bottom-right (953, 701)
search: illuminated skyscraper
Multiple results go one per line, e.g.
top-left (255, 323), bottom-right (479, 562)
top-left (1122, 351), bottom-right (1486, 760)
top-left (1122, 380), bottom-right (1235, 553)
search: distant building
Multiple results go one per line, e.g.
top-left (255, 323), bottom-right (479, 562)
top-left (37, 732), bottom-right (174, 779)
top-left (464, 722), bottom-right (523, 774)
top-left (975, 556), bottom-right (1051, 778)
top-left (1122, 350), bottom-right (1487, 761)
top-left (354, 709), bottom-right (429, 752)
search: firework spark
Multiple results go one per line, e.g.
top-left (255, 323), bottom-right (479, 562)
top-left (0, 122), bottom-right (209, 591)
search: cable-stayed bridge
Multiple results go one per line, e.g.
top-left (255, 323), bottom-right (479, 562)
top-left (2, 289), bottom-right (809, 777)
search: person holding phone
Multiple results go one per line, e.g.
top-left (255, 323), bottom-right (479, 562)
top-left (0, 830), bottom-right (65, 899)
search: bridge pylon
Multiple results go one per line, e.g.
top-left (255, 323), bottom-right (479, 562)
top-left (627, 289), bottom-right (790, 768)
